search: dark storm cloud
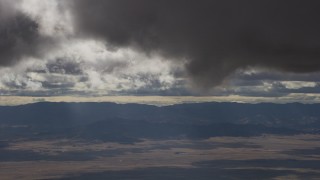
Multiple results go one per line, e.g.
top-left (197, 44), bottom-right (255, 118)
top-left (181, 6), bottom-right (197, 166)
top-left (70, 0), bottom-right (320, 88)
top-left (0, 1), bottom-right (54, 66)
top-left (0, 12), bottom-right (36, 65)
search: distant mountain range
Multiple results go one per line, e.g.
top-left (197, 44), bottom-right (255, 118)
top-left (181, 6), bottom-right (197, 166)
top-left (1, 102), bottom-right (319, 143)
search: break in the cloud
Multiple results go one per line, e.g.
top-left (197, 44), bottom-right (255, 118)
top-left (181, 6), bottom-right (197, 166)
top-left (208, 69), bottom-right (320, 97)
top-left (0, 0), bottom-right (320, 99)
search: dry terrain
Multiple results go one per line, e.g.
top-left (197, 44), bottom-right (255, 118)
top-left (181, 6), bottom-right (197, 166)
top-left (1, 134), bottom-right (320, 179)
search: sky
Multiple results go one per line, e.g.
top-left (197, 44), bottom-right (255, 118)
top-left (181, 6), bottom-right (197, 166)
top-left (1, 0), bottom-right (320, 103)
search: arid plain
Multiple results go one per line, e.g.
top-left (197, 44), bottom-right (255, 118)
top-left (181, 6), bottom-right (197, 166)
top-left (1, 134), bottom-right (320, 179)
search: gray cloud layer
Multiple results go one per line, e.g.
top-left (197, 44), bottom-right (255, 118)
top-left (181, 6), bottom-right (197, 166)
top-left (71, 0), bottom-right (320, 87)
top-left (1, 0), bottom-right (320, 97)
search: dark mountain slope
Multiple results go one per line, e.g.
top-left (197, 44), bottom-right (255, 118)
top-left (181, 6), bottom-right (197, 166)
top-left (0, 102), bottom-right (318, 142)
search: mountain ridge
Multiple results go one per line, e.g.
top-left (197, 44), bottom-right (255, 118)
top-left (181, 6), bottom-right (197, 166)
top-left (1, 102), bottom-right (319, 143)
